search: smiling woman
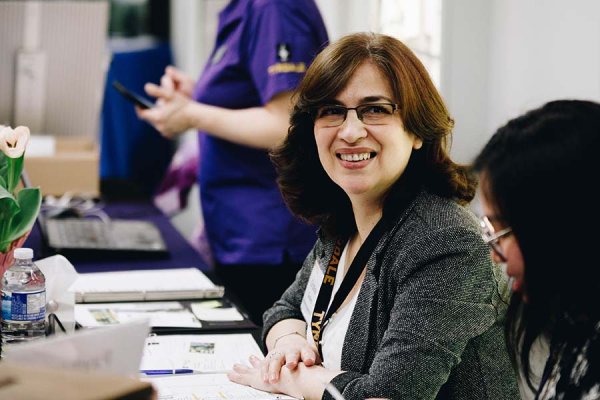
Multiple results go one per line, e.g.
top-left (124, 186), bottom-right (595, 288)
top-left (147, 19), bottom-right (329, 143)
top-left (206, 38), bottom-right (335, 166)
top-left (227, 32), bottom-right (519, 400)
top-left (312, 61), bottom-right (422, 201)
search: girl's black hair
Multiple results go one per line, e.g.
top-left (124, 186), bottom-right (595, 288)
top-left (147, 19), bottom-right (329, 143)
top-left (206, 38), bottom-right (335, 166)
top-left (473, 99), bottom-right (600, 389)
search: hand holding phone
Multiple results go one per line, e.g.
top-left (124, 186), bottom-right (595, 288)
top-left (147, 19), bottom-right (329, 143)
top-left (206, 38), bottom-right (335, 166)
top-left (112, 80), bottom-right (155, 109)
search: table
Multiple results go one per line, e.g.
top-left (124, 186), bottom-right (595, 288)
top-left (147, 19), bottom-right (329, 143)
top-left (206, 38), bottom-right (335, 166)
top-left (23, 201), bottom-right (262, 334)
top-left (24, 202), bottom-right (210, 274)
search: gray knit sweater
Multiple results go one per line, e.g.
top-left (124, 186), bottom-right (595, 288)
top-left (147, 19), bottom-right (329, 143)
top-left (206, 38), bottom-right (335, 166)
top-left (263, 191), bottom-right (520, 400)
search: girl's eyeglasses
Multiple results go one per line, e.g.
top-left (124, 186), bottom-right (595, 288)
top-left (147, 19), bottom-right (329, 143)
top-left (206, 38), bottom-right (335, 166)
top-left (479, 215), bottom-right (512, 262)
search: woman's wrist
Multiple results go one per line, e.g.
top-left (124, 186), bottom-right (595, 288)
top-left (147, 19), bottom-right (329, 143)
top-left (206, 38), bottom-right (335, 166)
top-left (273, 330), bottom-right (305, 348)
top-left (279, 363), bottom-right (333, 400)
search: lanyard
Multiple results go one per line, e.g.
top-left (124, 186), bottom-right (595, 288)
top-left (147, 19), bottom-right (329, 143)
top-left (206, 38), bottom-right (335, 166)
top-left (310, 214), bottom-right (392, 360)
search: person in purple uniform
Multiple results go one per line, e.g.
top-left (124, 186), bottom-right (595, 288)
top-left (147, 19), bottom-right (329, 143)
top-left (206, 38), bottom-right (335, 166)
top-left (137, 0), bottom-right (328, 325)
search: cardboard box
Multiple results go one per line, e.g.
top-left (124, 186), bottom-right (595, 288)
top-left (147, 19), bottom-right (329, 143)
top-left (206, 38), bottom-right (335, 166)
top-left (0, 362), bottom-right (155, 400)
top-left (25, 137), bottom-right (99, 197)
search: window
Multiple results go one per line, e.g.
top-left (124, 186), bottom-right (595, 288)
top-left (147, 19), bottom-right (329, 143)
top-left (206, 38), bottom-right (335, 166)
top-left (109, 0), bottom-right (169, 40)
top-left (376, 0), bottom-right (442, 87)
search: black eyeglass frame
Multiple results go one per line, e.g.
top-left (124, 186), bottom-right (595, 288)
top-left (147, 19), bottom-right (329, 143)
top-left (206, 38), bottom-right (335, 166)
top-left (311, 102), bottom-right (399, 128)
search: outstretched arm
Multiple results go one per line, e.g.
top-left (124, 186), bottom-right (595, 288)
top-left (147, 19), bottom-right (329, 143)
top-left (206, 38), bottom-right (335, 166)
top-left (137, 84), bottom-right (292, 149)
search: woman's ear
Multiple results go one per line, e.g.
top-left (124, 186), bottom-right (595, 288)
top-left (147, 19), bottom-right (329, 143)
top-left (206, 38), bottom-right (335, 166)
top-left (413, 136), bottom-right (423, 150)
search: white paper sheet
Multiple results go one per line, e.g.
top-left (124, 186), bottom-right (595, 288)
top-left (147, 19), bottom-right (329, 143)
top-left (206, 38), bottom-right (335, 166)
top-left (4, 319), bottom-right (150, 376)
top-left (75, 301), bottom-right (202, 328)
top-left (191, 299), bottom-right (244, 321)
top-left (140, 333), bottom-right (262, 373)
top-left (144, 373), bottom-right (298, 400)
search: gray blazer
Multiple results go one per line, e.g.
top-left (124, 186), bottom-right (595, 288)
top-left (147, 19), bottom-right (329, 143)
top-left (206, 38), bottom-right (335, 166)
top-left (263, 191), bottom-right (519, 400)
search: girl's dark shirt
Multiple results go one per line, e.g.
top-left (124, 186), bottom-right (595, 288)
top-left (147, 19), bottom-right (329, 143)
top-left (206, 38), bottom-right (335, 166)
top-left (536, 319), bottom-right (600, 399)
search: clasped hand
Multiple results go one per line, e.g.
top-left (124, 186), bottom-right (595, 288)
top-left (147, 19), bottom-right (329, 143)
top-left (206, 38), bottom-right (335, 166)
top-left (228, 333), bottom-right (319, 392)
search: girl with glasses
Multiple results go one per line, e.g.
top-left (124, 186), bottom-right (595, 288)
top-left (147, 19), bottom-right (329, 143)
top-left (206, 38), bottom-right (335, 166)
top-left (228, 32), bottom-right (519, 400)
top-left (473, 100), bottom-right (600, 399)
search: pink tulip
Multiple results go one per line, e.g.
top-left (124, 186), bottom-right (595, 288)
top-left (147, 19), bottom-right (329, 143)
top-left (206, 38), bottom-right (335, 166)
top-left (0, 125), bottom-right (30, 158)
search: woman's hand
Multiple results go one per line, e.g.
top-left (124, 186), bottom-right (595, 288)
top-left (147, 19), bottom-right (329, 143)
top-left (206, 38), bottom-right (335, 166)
top-left (263, 333), bottom-right (319, 384)
top-left (136, 84), bottom-right (194, 139)
top-left (161, 66), bottom-right (196, 98)
top-left (135, 66), bottom-right (198, 138)
top-left (230, 356), bottom-right (336, 400)
top-left (228, 355), bottom-right (282, 394)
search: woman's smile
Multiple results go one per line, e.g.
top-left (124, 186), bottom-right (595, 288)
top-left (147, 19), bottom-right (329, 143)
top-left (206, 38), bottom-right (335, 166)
top-left (336, 149), bottom-right (377, 169)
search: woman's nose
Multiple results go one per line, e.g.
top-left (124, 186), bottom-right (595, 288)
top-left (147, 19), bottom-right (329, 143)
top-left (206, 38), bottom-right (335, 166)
top-left (490, 249), bottom-right (502, 264)
top-left (338, 110), bottom-right (367, 143)
top-left (490, 247), bottom-right (508, 264)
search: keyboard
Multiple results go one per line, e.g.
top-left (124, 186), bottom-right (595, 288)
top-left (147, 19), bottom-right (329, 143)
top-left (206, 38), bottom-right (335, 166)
top-left (43, 218), bottom-right (169, 260)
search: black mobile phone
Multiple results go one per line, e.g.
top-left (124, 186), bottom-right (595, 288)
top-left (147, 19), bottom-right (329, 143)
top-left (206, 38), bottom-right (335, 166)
top-left (112, 80), bottom-right (154, 109)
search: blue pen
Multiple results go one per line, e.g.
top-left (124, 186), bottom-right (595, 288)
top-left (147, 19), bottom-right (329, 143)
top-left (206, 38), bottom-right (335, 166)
top-left (140, 369), bottom-right (195, 375)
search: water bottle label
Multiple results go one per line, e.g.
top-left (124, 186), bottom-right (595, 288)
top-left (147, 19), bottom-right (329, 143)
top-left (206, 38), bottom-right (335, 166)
top-left (1, 289), bottom-right (46, 321)
top-left (1, 291), bottom-right (12, 320)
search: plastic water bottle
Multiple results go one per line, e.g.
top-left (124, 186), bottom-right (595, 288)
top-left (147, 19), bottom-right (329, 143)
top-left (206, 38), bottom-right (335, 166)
top-left (1, 247), bottom-right (46, 345)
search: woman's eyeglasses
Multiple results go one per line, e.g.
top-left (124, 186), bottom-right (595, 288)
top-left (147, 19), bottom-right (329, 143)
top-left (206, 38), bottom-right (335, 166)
top-left (312, 103), bottom-right (399, 128)
top-left (479, 215), bottom-right (512, 262)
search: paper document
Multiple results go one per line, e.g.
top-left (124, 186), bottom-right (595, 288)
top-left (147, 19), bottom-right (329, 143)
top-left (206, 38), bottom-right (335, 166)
top-left (140, 333), bottom-right (262, 373)
top-left (191, 299), bottom-right (244, 321)
top-left (3, 319), bottom-right (150, 376)
top-left (75, 301), bottom-right (202, 328)
top-left (69, 268), bottom-right (224, 302)
top-left (144, 373), bottom-right (299, 400)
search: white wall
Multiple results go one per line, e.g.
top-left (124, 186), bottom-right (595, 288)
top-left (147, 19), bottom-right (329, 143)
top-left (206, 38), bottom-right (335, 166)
top-left (170, 0), bottom-right (200, 76)
top-left (315, 0), bottom-right (375, 40)
top-left (487, 0), bottom-right (600, 133)
top-left (442, 0), bottom-right (600, 163)
top-left (170, 0), bottom-right (228, 77)
top-left (440, 0), bottom-right (493, 164)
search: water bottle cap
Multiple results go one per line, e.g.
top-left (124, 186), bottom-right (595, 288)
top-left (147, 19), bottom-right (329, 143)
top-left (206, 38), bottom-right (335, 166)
top-left (13, 247), bottom-right (34, 260)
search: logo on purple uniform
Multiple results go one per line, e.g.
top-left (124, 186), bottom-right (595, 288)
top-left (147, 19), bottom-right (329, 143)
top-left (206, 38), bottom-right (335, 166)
top-left (268, 43), bottom-right (305, 75)
top-left (276, 43), bottom-right (291, 62)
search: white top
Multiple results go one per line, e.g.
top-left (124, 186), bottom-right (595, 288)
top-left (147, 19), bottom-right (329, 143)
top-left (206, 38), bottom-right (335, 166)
top-left (14, 247), bottom-right (33, 259)
top-left (300, 241), bottom-right (361, 370)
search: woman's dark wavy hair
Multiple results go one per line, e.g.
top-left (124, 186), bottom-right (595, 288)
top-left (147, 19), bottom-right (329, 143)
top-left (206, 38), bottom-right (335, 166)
top-left (473, 99), bottom-right (600, 390)
top-left (271, 32), bottom-right (476, 237)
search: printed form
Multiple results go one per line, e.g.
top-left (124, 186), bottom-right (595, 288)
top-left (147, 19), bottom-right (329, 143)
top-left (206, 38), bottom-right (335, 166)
top-left (145, 373), bottom-right (298, 400)
top-left (140, 333), bottom-right (298, 399)
top-left (140, 333), bottom-right (261, 373)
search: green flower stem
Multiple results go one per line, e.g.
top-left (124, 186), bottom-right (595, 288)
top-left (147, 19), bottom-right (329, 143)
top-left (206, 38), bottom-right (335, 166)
top-left (0, 153), bottom-right (39, 253)
top-left (6, 155), bottom-right (23, 193)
